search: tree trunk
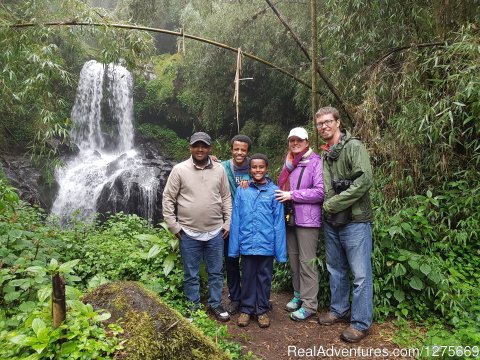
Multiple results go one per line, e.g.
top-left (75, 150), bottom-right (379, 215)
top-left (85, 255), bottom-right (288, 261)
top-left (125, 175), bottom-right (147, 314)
top-left (52, 273), bottom-right (66, 329)
top-left (264, 0), bottom-right (354, 127)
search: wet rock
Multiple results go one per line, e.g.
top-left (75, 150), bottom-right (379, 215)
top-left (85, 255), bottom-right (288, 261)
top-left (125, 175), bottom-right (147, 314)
top-left (0, 154), bottom-right (58, 211)
top-left (46, 137), bottom-right (79, 159)
top-left (96, 158), bottom-right (174, 224)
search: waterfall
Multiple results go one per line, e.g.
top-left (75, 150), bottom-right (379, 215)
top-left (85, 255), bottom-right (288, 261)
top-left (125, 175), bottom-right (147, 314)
top-left (51, 60), bottom-right (167, 223)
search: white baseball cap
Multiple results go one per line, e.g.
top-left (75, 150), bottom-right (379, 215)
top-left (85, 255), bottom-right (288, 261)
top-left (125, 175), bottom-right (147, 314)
top-left (287, 127), bottom-right (308, 140)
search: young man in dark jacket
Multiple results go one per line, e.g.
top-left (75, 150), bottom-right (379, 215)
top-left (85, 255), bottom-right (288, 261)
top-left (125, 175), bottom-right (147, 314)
top-left (316, 106), bottom-right (374, 343)
top-left (221, 134), bottom-right (252, 314)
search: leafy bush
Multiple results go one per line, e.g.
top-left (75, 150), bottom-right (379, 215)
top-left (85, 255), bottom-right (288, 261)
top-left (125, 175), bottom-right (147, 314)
top-left (137, 123), bottom-right (190, 160)
top-left (0, 288), bottom-right (122, 359)
top-left (372, 170), bottom-right (480, 345)
top-left (59, 213), bottom-right (184, 300)
top-left (135, 54), bottom-right (183, 119)
top-left (0, 193), bottom-right (122, 359)
top-left (0, 178), bottom-right (19, 214)
top-left (359, 25), bottom-right (480, 196)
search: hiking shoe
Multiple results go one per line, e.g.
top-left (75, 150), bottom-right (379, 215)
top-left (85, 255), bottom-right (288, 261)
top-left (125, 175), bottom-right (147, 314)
top-left (285, 291), bottom-right (302, 312)
top-left (226, 300), bottom-right (240, 315)
top-left (318, 311), bottom-right (350, 325)
top-left (340, 326), bottom-right (368, 343)
top-left (257, 313), bottom-right (270, 328)
top-left (237, 313), bottom-right (251, 327)
top-left (209, 305), bottom-right (230, 322)
top-left (290, 307), bottom-right (316, 321)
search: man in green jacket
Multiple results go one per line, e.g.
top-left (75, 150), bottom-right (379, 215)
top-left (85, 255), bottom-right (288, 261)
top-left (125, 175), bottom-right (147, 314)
top-left (315, 106), bottom-right (374, 343)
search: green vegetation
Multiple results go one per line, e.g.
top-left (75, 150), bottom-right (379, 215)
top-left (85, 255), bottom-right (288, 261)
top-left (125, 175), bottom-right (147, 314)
top-left (137, 123), bottom-right (190, 160)
top-left (0, 0), bottom-right (154, 177)
top-left (0, 183), bottom-right (245, 358)
top-left (135, 54), bottom-right (186, 126)
top-left (0, 190), bottom-right (123, 359)
top-left (1, 0), bottom-right (479, 357)
top-left (372, 171), bottom-right (480, 347)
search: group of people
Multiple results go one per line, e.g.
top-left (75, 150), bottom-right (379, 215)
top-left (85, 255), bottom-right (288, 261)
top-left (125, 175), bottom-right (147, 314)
top-left (162, 106), bottom-right (374, 343)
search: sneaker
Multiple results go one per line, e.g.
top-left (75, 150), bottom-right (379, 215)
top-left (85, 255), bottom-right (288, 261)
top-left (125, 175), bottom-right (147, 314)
top-left (209, 305), bottom-right (230, 322)
top-left (285, 291), bottom-right (302, 312)
top-left (226, 300), bottom-right (240, 315)
top-left (237, 313), bottom-right (251, 327)
top-left (317, 311), bottom-right (350, 326)
top-left (257, 313), bottom-right (270, 328)
top-left (290, 307), bottom-right (316, 321)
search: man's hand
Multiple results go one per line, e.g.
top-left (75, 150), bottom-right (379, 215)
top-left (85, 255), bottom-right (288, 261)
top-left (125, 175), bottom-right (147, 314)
top-left (222, 229), bottom-right (229, 239)
top-left (239, 180), bottom-right (249, 189)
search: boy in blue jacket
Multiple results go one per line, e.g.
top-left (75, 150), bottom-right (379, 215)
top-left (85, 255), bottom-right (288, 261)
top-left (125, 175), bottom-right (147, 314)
top-left (228, 154), bottom-right (287, 328)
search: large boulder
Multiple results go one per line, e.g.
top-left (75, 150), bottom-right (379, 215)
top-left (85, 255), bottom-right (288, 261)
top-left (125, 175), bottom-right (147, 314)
top-left (83, 282), bottom-right (228, 360)
top-left (95, 151), bottom-right (174, 224)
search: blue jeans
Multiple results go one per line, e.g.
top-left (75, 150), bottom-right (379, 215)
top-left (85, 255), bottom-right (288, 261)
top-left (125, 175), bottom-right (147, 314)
top-left (179, 232), bottom-right (224, 309)
top-left (324, 222), bottom-right (373, 331)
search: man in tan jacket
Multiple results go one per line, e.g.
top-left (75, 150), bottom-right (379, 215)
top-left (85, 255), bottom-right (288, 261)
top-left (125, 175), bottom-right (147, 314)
top-left (162, 132), bottom-right (232, 322)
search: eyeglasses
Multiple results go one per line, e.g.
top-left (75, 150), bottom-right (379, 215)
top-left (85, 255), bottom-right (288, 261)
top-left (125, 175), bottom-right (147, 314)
top-left (315, 119), bottom-right (336, 128)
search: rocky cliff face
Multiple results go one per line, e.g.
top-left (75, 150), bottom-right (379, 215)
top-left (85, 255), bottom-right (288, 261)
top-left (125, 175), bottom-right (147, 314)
top-left (95, 136), bottom-right (176, 224)
top-left (0, 134), bottom-right (177, 224)
top-left (0, 154), bottom-right (58, 211)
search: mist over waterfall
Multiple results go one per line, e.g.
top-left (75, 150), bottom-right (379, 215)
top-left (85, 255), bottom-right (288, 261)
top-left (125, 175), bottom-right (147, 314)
top-left (51, 60), bottom-right (172, 223)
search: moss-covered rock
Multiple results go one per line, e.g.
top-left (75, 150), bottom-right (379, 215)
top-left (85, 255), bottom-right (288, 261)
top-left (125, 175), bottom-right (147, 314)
top-left (83, 281), bottom-right (228, 360)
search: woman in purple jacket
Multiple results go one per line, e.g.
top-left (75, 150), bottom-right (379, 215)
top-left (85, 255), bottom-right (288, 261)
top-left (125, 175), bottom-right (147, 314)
top-left (275, 127), bottom-right (324, 321)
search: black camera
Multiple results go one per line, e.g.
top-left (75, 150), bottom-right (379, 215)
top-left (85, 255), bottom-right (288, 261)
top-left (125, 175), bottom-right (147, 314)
top-left (332, 179), bottom-right (353, 194)
top-left (327, 179), bottom-right (353, 227)
top-left (284, 201), bottom-right (295, 227)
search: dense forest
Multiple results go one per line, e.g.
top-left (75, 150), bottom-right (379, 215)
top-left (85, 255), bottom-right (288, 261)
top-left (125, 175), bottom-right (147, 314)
top-left (1, 0), bottom-right (479, 358)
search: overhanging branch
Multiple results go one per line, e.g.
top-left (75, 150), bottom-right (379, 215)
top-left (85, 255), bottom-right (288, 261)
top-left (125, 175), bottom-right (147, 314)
top-left (7, 21), bottom-right (319, 93)
top-left (265, 0), bottom-right (355, 125)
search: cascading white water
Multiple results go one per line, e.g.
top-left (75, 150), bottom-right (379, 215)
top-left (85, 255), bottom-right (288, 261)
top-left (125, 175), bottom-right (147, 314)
top-left (51, 60), bottom-right (160, 223)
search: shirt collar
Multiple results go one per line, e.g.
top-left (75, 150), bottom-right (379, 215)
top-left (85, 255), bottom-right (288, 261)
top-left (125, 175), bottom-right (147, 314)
top-left (191, 156), bottom-right (213, 170)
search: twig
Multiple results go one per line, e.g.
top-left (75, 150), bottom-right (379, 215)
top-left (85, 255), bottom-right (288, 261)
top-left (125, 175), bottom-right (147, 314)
top-left (368, 41), bottom-right (446, 71)
top-left (164, 319), bottom-right (179, 333)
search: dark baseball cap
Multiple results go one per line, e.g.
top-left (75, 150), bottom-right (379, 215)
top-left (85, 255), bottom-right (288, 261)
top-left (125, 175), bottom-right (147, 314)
top-left (189, 132), bottom-right (212, 145)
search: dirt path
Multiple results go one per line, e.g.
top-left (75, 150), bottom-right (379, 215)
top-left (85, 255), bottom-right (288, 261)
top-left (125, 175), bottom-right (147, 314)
top-left (221, 291), bottom-right (414, 360)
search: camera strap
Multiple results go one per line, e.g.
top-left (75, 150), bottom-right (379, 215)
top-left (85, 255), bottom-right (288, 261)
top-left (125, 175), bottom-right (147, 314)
top-left (296, 166), bottom-right (306, 190)
top-left (287, 166), bottom-right (306, 220)
top-left (325, 161), bottom-right (336, 187)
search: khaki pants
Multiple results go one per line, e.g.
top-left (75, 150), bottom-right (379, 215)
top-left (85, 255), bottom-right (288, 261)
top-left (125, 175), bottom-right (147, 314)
top-left (287, 226), bottom-right (320, 312)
